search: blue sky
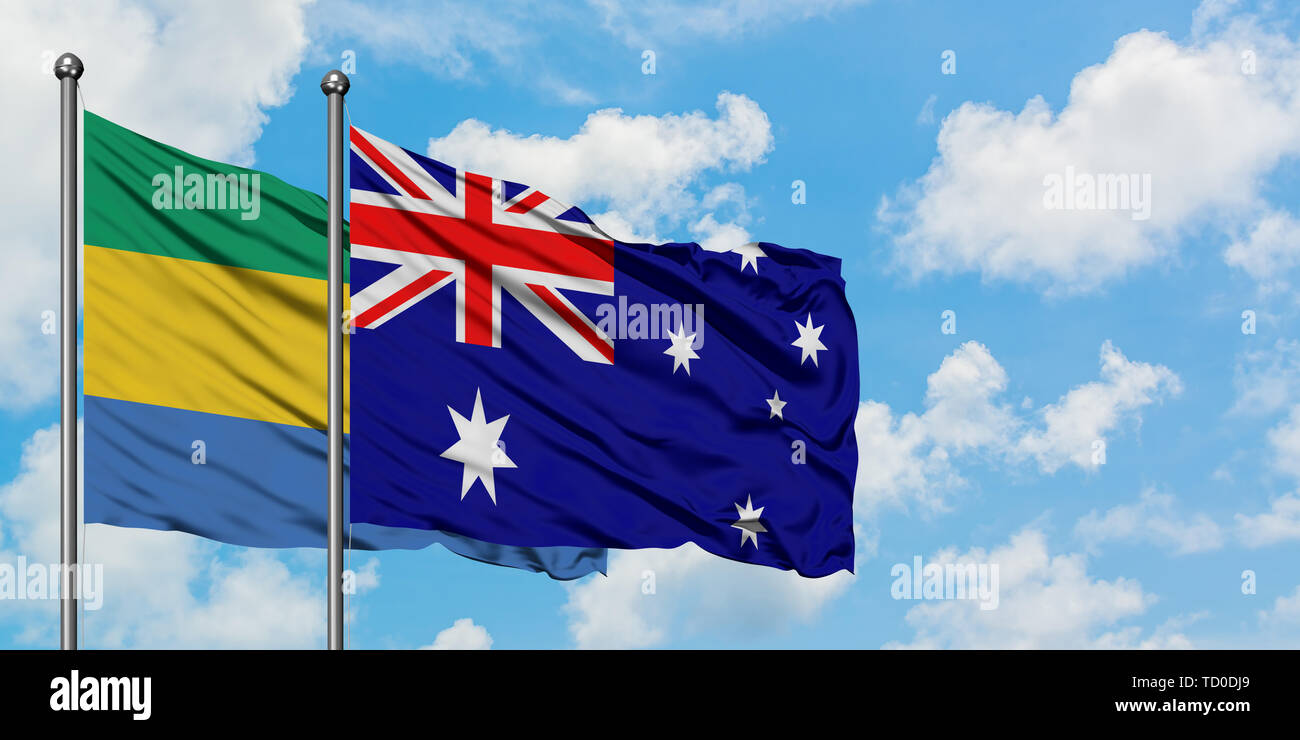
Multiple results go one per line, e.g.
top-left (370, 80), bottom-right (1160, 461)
top-left (3, 0), bottom-right (1300, 648)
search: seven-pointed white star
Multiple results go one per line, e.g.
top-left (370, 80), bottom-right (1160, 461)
top-left (766, 389), bottom-right (787, 419)
top-left (440, 388), bottom-right (516, 504)
top-left (663, 324), bottom-right (700, 375)
top-left (732, 495), bottom-right (768, 548)
top-left (733, 242), bottom-right (768, 273)
top-left (791, 313), bottom-right (828, 366)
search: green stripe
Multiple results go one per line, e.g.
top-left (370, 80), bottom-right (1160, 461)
top-left (84, 110), bottom-right (347, 281)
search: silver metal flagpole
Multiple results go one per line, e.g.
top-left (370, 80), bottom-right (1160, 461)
top-left (321, 69), bottom-right (350, 651)
top-left (54, 52), bottom-right (83, 652)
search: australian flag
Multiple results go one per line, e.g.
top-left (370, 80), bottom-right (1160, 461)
top-left (348, 127), bottom-right (857, 577)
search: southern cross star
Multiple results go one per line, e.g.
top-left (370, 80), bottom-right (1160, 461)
top-left (766, 389), bottom-right (787, 419)
top-left (791, 313), bottom-right (827, 366)
top-left (440, 388), bottom-right (516, 504)
top-left (732, 495), bottom-right (768, 549)
top-left (732, 242), bottom-right (768, 273)
top-left (701, 240), bottom-right (767, 273)
top-left (663, 324), bottom-right (700, 375)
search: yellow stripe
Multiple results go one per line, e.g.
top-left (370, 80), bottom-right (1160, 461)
top-left (85, 244), bottom-right (349, 431)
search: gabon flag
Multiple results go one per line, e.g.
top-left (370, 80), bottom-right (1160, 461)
top-left (80, 111), bottom-right (604, 579)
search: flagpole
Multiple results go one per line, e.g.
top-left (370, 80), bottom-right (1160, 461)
top-left (321, 69), bottom-right (350, 651)
top-left (54, 52), bottom-right (83, 652)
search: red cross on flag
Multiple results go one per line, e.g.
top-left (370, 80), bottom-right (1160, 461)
top-left (349, 126), bottom-right (617, 364)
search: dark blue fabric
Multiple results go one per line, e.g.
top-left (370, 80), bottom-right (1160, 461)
top-left (352, 239), bottom-right (858, 577)
top-left (351, 237), bottom-right (857, 577)
top-left (350, 150), bottom-right (400, 196)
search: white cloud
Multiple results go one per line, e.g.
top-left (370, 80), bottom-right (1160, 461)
top-left (350, 556), bottom-right (381, 592)
top-left (0, 424), bottom-right (324, 648)
top-left (1235, 492), bottom-right (1300, 547)
top-left (421, 618), bottom-right (493, 650)
top-left (886, 529), bottom-right (1180, 649)
top-left (1092, 613), bottom-right (1201, 650)
top-left (588, 0), bottom-right (869, 46)
top-left (1224, 210), bottom-right (1300, 296)
top-left (563, 544), bottom-right (853, 649)
top-left (1228, 409), bottom-right (1300, 547)
top-left (427, 92), bottom-right (773, 236)
top-left (691, 213), bottom-right (753, 252)
top-left (688, 184), bottom-right (768, 263)
top-left (879, 12), bottom-right (1300, 293)
top-left (916, 93), bottom-right (938, 126)
top-left (584, 210), bottom-right (660, 244)
top-left (312, 2), bottom-right (608, 107)
top-left (920, 341), bottom-right (1018, 452)
top-left (1259, 585), bottom-right (1300, 627)
top-left (1231, 339), bottom-right (1300, 416)
top-left (0, 0), bottom-right (313, 410)
top-left (854, 342), bottom-right (1013, 518)
top-left (135, 547), bottom-right (323, 649)
top-left (1075, 488), bottom-right (1224, 555)
top-left (1015, 341), bottom-right (1182, 473)
top-left (853, 400), bottom-right (959, 517)
top-left (1266, 405), bottom-right (1300, 480)
top-left (541, 76), bottom-right (599, 106)
top-left (310, 0), bottom-right (525, 80)
top-left (856, 341), bottom-right (1180, 517)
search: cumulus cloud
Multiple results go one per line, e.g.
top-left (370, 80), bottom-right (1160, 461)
top-left (1235, 493), bottom-right (1300, 547)
top-left (427, 92), bottom-right (773, 237)
top-left (1231, 339), bottom-right (1300, 416)
top-left (563, 544), bottom-right (853, 649)
top-left (1266, 405), bottom-right (1300, 480)
top-left (853, 400), bottom-right (959, 516)
top-left (132, 547), bottom-right (323, 649)
top-left (1015, 341), bottom-right (1182, 473)
top-left (310, 0), bottom-right (526, 80)
top-left (0, 0), bottom-right (313, 410)
top-left (0, 424), bottom-right (324, 648)
top-left (1225, 407), bottom-right (1300, 547)
top-left (1092, 613), bottom-right (1201, 650)
top-left (421, 618), bottom-right (493, 650)
top-left (1224, 210), bottom-right (1300, 297)
top-left (1075, 488), bottom-right (1224, 555)
top-left (856, 341), bottom-right (1180, 517)
top-left (886, 529), bottom-right (1183, 649)
top-left (879, 9), bottom-right (1300, 293)
top-left (690, 212), bottom-right (755, 254)
top-left (1259, 585), bottom-right (1300, 627)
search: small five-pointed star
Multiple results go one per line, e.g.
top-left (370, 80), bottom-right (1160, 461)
top-left (791, 313), bottom-right (828, 366)
top-left (732, 495), bottom-right (768, 548)
top-left (766, 389), bottom-right (787, 419)
top-left (440, 388), bottom-right (516, 504)
top-left (663, 324), bottom-right (700, 375)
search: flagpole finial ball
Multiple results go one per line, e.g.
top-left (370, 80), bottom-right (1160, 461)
top-left (320, 70), bottom-right (350, 96)
top-left (53, 53), bottom-right (84, 80)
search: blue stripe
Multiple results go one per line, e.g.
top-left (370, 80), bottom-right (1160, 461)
top-left (84, 395), bottom-right (605, 579)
